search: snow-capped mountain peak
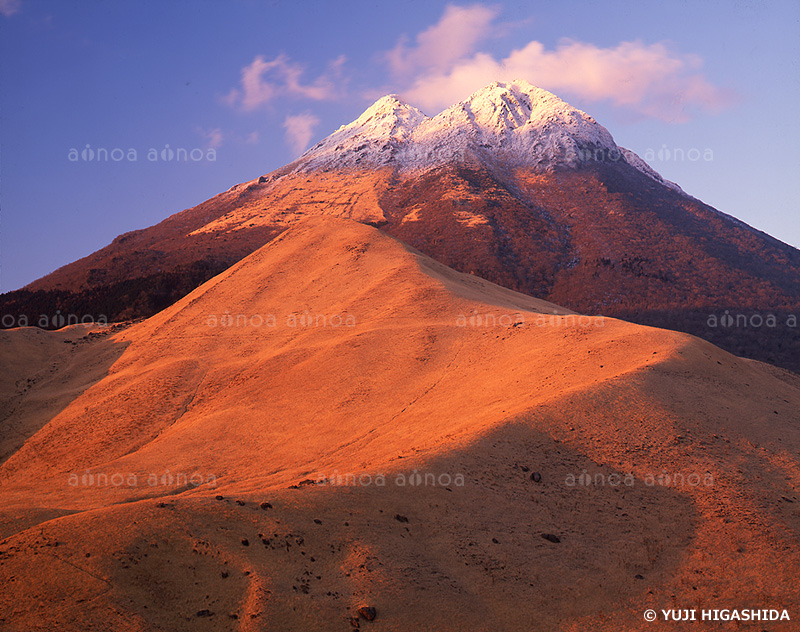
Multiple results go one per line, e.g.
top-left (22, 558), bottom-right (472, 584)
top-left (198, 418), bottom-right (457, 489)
top-left (299, 95), bottom-right (427, 169)
top-left (405, 79), bottom-right (618, 169)
top-left (346, 94), bottom-right (427, 142)
top-left (295, 80), bottom-right (679, 191)
top-left (458, 80), bottom-right (603, 136)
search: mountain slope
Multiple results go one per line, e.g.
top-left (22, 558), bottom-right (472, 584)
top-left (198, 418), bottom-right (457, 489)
top-left (3, 80), bottom-right (799, 372)
top-left (1, 216), bottom-right (799, 631)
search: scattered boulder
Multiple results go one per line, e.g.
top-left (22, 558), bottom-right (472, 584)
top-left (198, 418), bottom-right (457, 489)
top-left (215, 495), bottom-right (224, 501)
top-left (260, 502), bottom-right (273, 510)
top-left (291, 479), bottom-right (316, 488)
top-left (241, 538), bottom-right (249, 546)
top-left (196, 609), bottom-right (214, 617)
top-left (394, 514), bottom-right (409, 523)
top-left (235, 500), bottom-right (246, 506)
top-left (531, 472), bottom-right (542, 483)
top-left (541, 533), bottom-right (561, 543)
top-left (358, 606), bottom-right (377, 621)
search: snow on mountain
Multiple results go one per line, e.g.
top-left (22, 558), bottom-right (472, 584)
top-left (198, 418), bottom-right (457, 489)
top-left (405, 80), bottom-right (618, 169)
top-left (296, 79), bottom-right (681, 192)
top-left (299, 95), bottom-right (427, 170)
top-left (619, 147), bottom-right (684, 194)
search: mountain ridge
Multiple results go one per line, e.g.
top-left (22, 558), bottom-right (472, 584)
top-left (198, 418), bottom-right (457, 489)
top-left (3, 80), bottom-right (798, 372)
top-left (299, 79), bottom-right (681, 192)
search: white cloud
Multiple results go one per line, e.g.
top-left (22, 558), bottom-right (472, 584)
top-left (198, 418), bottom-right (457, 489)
top-left (0, 0), bottom-right (21, 17)
top-left (283, 112), bottom-right (320, 156)
top-left (385, 5), bottom-right (734, 122)
top-left (197, 127), bottom-right (224, 149)
top-left (385, 4), bottom-right (498, 77)
top-left (225, 54), bottom-right (344, 111)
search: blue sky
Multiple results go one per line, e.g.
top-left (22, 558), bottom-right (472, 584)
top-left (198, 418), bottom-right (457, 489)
top-left (1, 0), bottom-right (798, 292)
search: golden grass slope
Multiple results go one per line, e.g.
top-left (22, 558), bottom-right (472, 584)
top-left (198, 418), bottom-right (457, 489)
top-left (0, 216), bottom-right (798, 631)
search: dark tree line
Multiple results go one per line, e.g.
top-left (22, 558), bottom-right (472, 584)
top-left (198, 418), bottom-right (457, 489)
top-left (0, 259), bottom-right (231, 328)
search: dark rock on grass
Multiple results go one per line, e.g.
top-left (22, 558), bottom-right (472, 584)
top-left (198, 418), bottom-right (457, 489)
top-left (358, 606), bottom-right (377, 621)
top-left (196, 609), bottom-right (214, 617)
top-left (541, 533), bottom-right (561, 543)
top-left (394, 514), bottom-right (409, 523)
top-left (260, 502), bottom-right (273, 510)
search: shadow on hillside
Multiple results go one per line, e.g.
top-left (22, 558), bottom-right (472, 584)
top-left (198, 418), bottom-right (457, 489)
top-left (0, 423), bottom-right (697, 632)
top-left (613, 308), bottom-right (800, 374)
top-left (200, 423), bottom-right (696, 631)
top-left (0, 324), bottom-right (130, 468)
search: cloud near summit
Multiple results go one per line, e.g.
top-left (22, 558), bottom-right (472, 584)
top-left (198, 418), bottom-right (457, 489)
top-left (385, 4), bottom-right (500, 77)
top-left (283, 112), bottom-right (321, 156)
top-left (384, 4), bottom-right (735, 121)
top-left (0, 0), bottom-right (21, 18)
top-left (224, 54), bottom-right (346, 111)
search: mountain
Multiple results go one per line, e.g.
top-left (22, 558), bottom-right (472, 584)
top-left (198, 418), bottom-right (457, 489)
top-left (2, 217), bottom-right (799, 631)
top-left (3, 80), bottom-right (799, 371)
top-left (298, 81), bottom-right (674, 181)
